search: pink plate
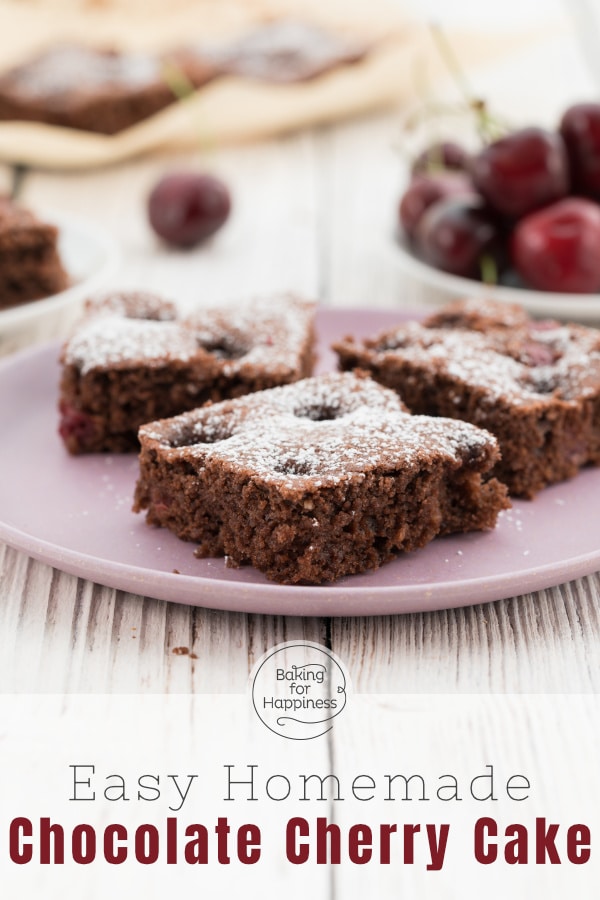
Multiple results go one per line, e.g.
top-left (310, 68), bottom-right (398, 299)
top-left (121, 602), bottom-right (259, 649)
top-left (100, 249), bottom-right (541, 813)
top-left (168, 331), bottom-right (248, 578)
top-left (1, 308), bottom-right (600, 616)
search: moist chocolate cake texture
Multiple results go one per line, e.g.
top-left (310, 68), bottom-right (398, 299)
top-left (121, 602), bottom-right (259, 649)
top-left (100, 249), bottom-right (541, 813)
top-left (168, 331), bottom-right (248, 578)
top-left (334, 297), bottom-right (600, 498)
top-left (0, 196), bottom-right (68, 310)
top-left (133, 371), bottom-right (509, 585)
top-left (58, 290), bottom-right (316, 454)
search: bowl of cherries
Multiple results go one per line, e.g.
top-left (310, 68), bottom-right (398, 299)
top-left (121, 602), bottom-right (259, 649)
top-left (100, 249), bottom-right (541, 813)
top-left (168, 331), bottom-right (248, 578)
top-left (396, 103), bottom-right (600, 320)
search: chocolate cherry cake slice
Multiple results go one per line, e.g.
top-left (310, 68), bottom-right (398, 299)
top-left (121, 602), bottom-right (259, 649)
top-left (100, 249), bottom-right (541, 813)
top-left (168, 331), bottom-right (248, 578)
top-left (177, 20), bottom-right (370, 85)
top-left (59, 291), bottom-right (316, 454)
top-left (334, 298), bottom-right (600, 498)
top-left (133, 372), bottom-right (509, 585)
top-left (0, 196), bottom-right (68, 309)
top-left (0, 44), bottom-right (217, 135)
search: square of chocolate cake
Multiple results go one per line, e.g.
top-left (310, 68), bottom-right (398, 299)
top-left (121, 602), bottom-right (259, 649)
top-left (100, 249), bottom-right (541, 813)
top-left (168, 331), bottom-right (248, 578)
top-left (0, 44), bottom-right (216, 135)
top-left (133, 371), bottom-right (509, 585)
top-left (0, 197), bottom-right (68, 310)
top-left (177, 20), bottom-right (369, 85)
top-left (58, 291), bottom-right (316, 454)
top-left (334, 298), bottom-right (600, 498)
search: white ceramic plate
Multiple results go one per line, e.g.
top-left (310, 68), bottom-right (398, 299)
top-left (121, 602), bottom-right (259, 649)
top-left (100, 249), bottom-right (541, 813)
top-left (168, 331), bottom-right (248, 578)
top-left (391, 234), bottom-right (600, 323)
top-left (0, 208), bottom-right (118, 352)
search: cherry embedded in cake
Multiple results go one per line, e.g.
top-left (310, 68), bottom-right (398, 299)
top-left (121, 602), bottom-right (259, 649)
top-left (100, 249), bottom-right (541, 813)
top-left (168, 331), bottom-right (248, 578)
top-left (334, 297), bottom-right (600, 498)
top-left (58, 290), bottom-right (316, 454)
top-left (133, 371), bottom-right (509, 585)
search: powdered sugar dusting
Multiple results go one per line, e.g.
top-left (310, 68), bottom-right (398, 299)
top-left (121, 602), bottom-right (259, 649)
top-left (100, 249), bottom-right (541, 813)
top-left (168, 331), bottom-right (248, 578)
top-left (64, 315), bottom-right (198, 374)
top-left (198, 20), bottom-right (368, 83)
top-left (364, 318), bottom-right (600, 405)
top-left (83, 291), bottom-right (178, 321)
top-left (62, 291), bottom-right (315, 378)
top-left (188, 293), bottom-right (314, 378)
top-left (426, 296), bottom-right (530, 331)
top-left (4, 45), bottom-right (162, 101)
top-left (140, 372), bottom-right (498, 492)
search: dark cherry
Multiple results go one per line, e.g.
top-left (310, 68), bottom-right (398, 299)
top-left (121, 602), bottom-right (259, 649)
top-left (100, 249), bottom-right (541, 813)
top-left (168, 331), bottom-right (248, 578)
top-left (511, 197), bottom-right (600, 293)
top-left (415, 196), bottom-right (499, 279)
top-left (148, 172), bottom-right (231, 248)
top-left (398, 171), bottom-right (473, 239)
top-left (470, 127), bottom-right (569, 219)
top-left (517, 341), bottom-right (561, 367)
top-left (58, 403), bottom-right (96, 448)
top-left (411, 140), bottom-right (470, 175)
top-left (559, 103), bottom-right (600, 199)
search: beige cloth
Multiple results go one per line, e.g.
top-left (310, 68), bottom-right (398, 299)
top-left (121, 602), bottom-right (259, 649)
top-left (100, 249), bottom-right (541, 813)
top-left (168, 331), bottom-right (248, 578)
top-left (0, 0), bottom-right (557, 169)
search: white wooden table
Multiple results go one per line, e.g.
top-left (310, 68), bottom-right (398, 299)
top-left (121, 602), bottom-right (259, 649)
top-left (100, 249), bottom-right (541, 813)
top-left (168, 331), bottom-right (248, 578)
top-left (1, 21), bottom-right (600, 899)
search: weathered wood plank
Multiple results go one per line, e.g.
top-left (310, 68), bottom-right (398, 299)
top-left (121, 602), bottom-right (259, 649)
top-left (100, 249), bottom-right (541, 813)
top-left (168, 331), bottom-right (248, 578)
top-left (329, 577), bottom-right (600, 693)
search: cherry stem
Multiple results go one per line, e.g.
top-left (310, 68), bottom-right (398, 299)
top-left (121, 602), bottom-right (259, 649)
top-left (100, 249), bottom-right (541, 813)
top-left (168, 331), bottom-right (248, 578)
top-left (429, 23), bottom-right (473, 108)
top-left (428, 23), bottom-right (506, 144)
top-left (161, 61), bottom-right (197, 102)
top-left (480, 253), bottom-right (499, 286)
top-left (160, 62), bottom-right (218, 154)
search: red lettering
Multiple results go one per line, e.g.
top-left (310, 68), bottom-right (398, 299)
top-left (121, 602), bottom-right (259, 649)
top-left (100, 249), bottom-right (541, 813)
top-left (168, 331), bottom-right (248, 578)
top-left (567, 825), bottom-right (591, 864)
top-left (316, 817), bottom-right (340, 865)
top-left (104, 824), bottom-right (127, 864)
top-left (40, 818), bottom-right (64, 865)
top-left (505, 823), bottom-right (528, 864)
top-left (427, 824), bottom-right (449, 871)
top-left (474, 817), bottom-right (498, 864)
top-left (215, 817), bottom-right (231, 864)
top-left (403, 824), bottom-right (419, 864)
top-left (72, 824), bottom-right (96, 864)
top-left (166, 817), bottom-right (178, 864)
top-left (9, 818), bottom-right (33, 865)
top-left (379, 824), bottom-right (397, 865)
top-left (183, 824), bottom-right (209, 864)
top-left (286, 817), bottom-right (309, 864)
top-left (135, 824), bottom-right (159, 864)
top-left (347, 825), bottom-right (372, 864)
top-left (535, 819), bottom-right (560, 864)
top-left (237, 825), bottom-right (261, 864)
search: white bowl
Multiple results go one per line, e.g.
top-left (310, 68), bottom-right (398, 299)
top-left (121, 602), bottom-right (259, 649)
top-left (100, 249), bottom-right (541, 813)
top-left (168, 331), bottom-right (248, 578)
top-left (391, 234), bottom-right (600, 324)
top-left (0, 208), bottom-right (118, 355)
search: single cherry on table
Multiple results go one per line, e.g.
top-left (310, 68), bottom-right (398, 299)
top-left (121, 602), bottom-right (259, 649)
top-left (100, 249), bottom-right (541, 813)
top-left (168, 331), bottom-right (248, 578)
top-left (148, 172), bottom-right (231, 248)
